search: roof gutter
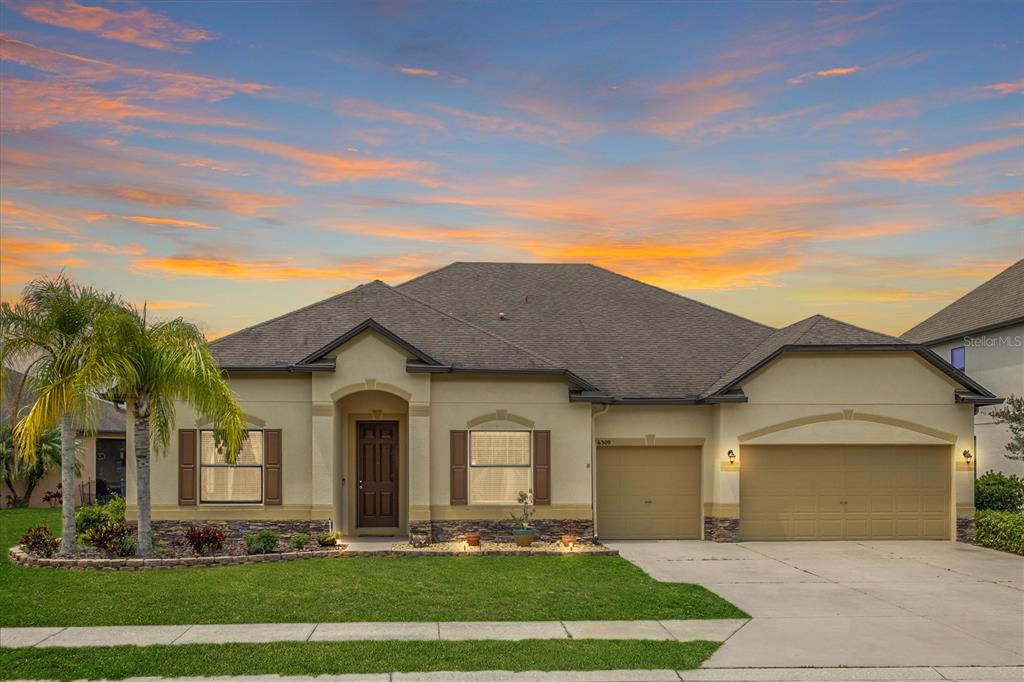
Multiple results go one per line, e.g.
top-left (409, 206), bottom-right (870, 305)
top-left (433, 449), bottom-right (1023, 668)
top-left (220, 363), bottom-right (336, 373)
top-left (569, 391), bottom-right (702, 405)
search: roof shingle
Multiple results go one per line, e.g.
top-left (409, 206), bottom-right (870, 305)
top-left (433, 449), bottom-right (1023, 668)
top-left (902, 259), bottom-right (1024, 344)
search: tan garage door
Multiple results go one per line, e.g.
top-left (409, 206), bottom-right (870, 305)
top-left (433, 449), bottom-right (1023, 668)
top-left (596, 446), bottom-right (701, 539)
top-left (740, 445), bottom-right (950, 541)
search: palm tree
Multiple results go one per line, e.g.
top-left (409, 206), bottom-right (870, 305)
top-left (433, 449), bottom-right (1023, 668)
top-left (86, 304), bottom-right (246, 555)
top-left (2, 275), bottom-right (117, 554)
top-left (0, 423), bottom-right (77, 507)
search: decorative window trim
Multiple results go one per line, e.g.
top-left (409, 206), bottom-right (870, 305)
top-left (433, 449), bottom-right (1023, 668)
top-left (199, 429), bottom-right (264, 505)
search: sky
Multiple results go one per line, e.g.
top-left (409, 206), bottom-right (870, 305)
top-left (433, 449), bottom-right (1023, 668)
top-left (0, 0), bottom-right (1021, 338)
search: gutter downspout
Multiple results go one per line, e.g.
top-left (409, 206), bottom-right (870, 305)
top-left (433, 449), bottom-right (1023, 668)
top-left (591, 403), bottom-right (611, 540)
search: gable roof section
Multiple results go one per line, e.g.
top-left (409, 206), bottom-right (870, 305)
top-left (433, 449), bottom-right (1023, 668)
top-left (399, 262), bottom-right (776, 398)
top-left (902, 259), bottom-right (1024, 344)
top-left (704, 314), bottom-right (998, 403)
top-left (210, 280), bottom-right (562, 375)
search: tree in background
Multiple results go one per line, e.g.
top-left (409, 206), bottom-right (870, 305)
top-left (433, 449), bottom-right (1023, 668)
top-left (2, 275), bottom-right (118, 554)
top-left (84, 304), bottom-right (246, 555)
top-left (0, 423), bottom-right (79, 507)
top-left (990, 394), bottom-right (1024, 461)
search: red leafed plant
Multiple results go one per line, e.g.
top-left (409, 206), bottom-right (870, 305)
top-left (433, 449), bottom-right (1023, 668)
top-left (184, 525), bottom-right (226, 556)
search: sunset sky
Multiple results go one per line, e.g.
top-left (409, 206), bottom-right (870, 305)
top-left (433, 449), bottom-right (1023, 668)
top-left (1, 0), bottom-right (1021, 338)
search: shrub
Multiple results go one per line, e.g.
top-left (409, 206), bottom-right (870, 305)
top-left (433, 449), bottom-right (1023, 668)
top-left (291, 533), bottom-right (310, 550)
top-left (975, 510), bottom-right (1024, 556)
top-left (20, 524), bottom-right (60, 557)
top-left (244, 529), bottom-right (279, 555)
top-left (76, 495), bottom-right (127, 542)
top-left (86, 522), bottom-right (135, 557)
top-left (975, 471), bottom-right (1024, 512)
top-left (316, 530), bottom-right (341, 547)
top-left (184, 525), bottom-right (226, 555)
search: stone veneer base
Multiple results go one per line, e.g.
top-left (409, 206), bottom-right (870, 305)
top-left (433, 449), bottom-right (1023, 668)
top-left (10, 544), bottom-right (617, 569)
top-left (703, 516), bottom-right (741, 543)
top-left (8, 545), bottom-right (346, 570)
top-left (409, 518), bottom-right (594, 544)
top-left (956, 516), bottom-right (976, 543)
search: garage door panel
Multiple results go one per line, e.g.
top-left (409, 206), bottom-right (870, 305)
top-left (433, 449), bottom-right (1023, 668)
top-left (596, 446), bottom-right (701, 540)
top-left (741, 445), bottom-right (950, 541)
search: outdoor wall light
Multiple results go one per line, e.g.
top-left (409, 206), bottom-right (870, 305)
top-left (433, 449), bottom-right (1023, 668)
top-left (727, 449), bottom-right (736, 464)
top-left (962, 449), bottom-right (973, 463)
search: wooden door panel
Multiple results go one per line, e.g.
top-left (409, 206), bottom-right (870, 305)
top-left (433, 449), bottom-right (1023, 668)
top-left (356, 421), bottom-right (399, 528)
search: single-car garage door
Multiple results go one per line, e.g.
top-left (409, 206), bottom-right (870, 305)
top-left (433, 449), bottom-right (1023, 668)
top-left (741, 445), bottom-right (950, 541)
top-left (596, 446), bottom-right (701, 539)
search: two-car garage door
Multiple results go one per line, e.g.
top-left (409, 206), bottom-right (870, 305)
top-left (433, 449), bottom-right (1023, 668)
top-left (740, 445), bottom-right (951, 541)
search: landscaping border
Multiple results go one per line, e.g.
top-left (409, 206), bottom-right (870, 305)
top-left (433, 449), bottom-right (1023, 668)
top-left (9, 544), bottom-right (618, 570)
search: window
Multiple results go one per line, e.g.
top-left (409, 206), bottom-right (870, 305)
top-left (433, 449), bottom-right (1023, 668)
top-left (469, 431), bottom-right (531, 505)
top-left (950, 346), bottom-right (965, 371)
top-left (200, 430), bottom-right (263, 503)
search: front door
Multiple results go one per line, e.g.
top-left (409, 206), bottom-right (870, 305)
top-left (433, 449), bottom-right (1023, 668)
top-left (357, 421), bottom-right (399, 527)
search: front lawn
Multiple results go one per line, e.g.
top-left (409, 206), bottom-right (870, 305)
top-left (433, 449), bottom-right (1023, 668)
top-left (0, 640), bottom-right (718, 680)
top-left (1, 509), bottom-right (745, 626)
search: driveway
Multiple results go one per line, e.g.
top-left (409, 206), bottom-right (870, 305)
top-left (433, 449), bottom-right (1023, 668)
top-left (608, 540), bottom-right (1024, 668)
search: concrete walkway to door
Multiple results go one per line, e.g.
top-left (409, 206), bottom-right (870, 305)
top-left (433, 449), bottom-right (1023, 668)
top-left (607, 540), bottom-right (1024, 668)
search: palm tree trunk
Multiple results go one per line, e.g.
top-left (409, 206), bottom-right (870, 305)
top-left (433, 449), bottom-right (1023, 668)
top-left (134, 412), bottom-right (152, 556)
top-left (59, 413), bottom-right (76, 556)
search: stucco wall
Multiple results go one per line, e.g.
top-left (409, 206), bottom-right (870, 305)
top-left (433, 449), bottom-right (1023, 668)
top-left (718, 351), bottom-right (977, 533)
top-left (425, 375), bottom-right (593, 521)
top-left (127, 372), bottom-right (314, 521)
top-left (929, 322), bottom-right (1023, 477)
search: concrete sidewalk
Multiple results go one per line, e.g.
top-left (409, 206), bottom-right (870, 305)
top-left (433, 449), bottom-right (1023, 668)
top-left (0, 619), bottom-right (749, 648)
top-left (17, 667), bottom-right (1022, 681)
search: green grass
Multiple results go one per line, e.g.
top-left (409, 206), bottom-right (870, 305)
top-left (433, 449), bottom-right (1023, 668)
top-left (0, 640), bottom-right (719, 680)
top-left (1, 509), bottom-right (745, 626)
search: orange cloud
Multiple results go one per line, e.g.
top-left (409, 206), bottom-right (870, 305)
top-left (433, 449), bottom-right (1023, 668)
top-left (814, 98), bottom-right (920, 127)
top-left (789, 66), bottom-right (860, 85)
top-left (0, 78), bottom-right (250, 132)
top-left (18, 0), bottom-right (213, 52)
top-left (961, 191), bottom-right (1024, 215)
top-left (190, 134), bottom-right (432, 182)
top-left (133, 253), bottom-right (438, 282)
top-left (120, 215), bottom-right (217, 230)
top-left (981, 80), bottom-right (1024, 95)
top-left (0, 36), bottom-right (267, 102)
top-left (0, 233), bottom-right (141, 288)
top-left (430, 104), bottom-right (562, 143)
top-left (835, 137), bottom-right (1019, 182)
top-left (335, 98), bottom-right (446, 132)
top-left (398, 67), bottom-right (438, 78)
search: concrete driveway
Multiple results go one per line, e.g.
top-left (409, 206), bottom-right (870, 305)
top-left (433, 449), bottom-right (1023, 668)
top-left (608, 540), bottom-right (1024, 668)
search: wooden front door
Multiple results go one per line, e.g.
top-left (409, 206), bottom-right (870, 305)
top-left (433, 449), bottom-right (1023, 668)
top-left (357, 421), bottom-right (399, 527)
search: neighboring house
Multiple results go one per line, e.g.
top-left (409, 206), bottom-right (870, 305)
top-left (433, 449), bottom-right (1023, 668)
top-left (903, 259), bottom-right (1024, 478)
top-left (1, 368), bottom-right (128, 508)
top-left (129, 263), bottom-right (997, 543)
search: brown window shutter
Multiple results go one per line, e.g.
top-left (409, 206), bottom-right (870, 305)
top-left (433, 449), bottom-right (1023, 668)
top-left (178, 429), bottom-right (197, 506)
top-left (533, 430), bottom-right (551, 505)
top-left (450, 430), bottom-right (468, 505)
top-left (264, 429), bottom-right (282, 505)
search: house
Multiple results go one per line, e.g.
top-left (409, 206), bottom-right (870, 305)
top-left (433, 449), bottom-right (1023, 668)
top-left (1, 368), bottom-right (128, 508)
top-left (128, 263), bottom-right (997, 543)
top-left (903, 258), bottom-right (1024, 478)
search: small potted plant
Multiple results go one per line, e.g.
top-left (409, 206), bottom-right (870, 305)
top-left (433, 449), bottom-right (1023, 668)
top-left (509, 490), bottom-right (536, 547)
top-left (464, 531), bottom-right (481, 547)
top-left (561, 520), bottom-right (578, 548)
